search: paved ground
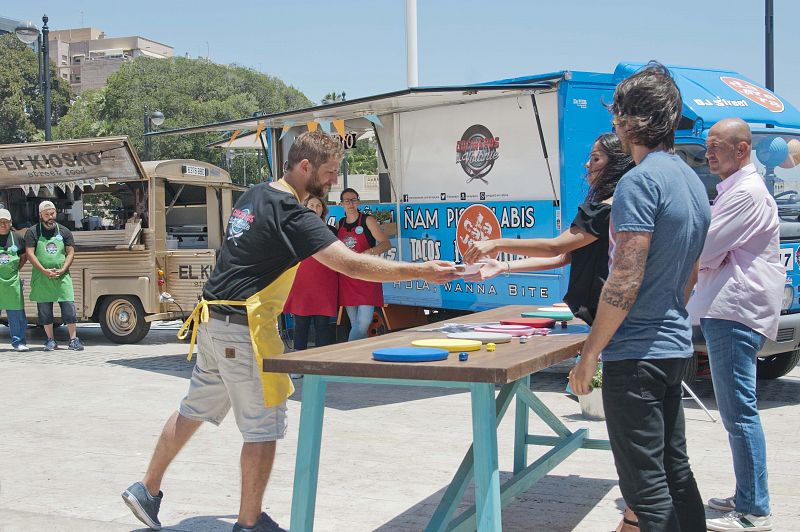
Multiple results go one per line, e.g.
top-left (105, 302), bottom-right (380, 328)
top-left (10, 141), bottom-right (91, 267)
top-left (0, 324), bottom-right (798, 531)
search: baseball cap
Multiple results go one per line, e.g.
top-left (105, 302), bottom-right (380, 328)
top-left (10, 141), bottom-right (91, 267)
top-left (39, 200), bottom-right (56, 213)
top-left (0, 209), bottom-right (11, 221)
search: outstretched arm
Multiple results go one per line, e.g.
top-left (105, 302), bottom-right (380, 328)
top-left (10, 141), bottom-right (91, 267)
top-left (463, 226), bottom-right (597, 263)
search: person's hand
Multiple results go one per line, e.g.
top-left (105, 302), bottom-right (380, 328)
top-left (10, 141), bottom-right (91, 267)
top-left (462, 259), bottom-right (503, 282)
top-left (47, 268), bottom-right (60, 279)
top-left (568, 353), bottom-right (599, 396)
top-left (419, 261), bottom-right (459, 283)
top-left (463, 239), bottom-right (498, 264)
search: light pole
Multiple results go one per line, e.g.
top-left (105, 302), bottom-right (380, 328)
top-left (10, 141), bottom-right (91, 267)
top-left (143, 108), bottom-right (165, 160)
top-left (15, 15), bottom-right (51, 140)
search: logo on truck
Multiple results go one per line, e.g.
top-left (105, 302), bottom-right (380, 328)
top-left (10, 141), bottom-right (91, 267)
top-left (720, 77), bottom-right (785, 113)
top-left (455, 204), bottom-right (501, 260)
top-left (456, 125), bottom-right (500, 183)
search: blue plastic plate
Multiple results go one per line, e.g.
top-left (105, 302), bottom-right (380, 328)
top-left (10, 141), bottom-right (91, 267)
top-left (372, 346), bottom-right (450, 362)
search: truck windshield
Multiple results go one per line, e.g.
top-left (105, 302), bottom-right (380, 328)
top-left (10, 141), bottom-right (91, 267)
top-left (676, 133), bottom-right (800, 223)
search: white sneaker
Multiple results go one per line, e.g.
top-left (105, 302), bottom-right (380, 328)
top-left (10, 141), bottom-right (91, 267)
top-left (708, 495), bottom-right (736, 512)
top-left (13, 344), bottom-right (30, 352)
top-left (707, 511), bottom-right (772, 531)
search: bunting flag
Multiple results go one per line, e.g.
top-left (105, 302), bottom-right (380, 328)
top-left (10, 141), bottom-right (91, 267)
top-left (88, 179), bottom-right (96, 190)
top-left (318, 120), bottom-right (331, 134)
top-left (31, 184), bottom-right (40, 196)
top-left (332, 119), bottom-right (346, 137)
top-left (364, 114), bottom-right (384, 128)
top-left (19, 184), bottom-right (29, 195)
top-left (254, 120), bottom-right (266, 144)
top-left (279, 121), bottom-right (295, 140)
top-left (45, 184), bottom-right (54, 194)
top-left (306, 121), bottom-right (318, 133)
top-left (101, 177), bottom-right (109, 186)
top-left (227, 129), bottom-right (242, 148)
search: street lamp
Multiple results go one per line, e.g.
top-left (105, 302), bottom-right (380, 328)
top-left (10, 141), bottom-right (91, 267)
top-left (15, 15), bottom-right (51, 141)
top-left (143, 108), bottom-right (165, 160)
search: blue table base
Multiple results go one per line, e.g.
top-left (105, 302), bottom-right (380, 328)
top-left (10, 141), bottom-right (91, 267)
top-left (289, 374), bottom-right (610, 532)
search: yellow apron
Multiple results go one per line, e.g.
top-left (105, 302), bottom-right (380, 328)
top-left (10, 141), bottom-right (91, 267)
top-left (177, 179), bottom-right (301, 408)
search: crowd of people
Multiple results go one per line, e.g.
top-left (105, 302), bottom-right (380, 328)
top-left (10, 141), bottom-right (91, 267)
top-left (121, 61), bottom-right (783, 532)
top-left (0, 200), bottom-right (84, 352)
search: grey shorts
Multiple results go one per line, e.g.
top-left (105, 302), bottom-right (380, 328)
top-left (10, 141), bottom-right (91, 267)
top-left (179, 319), bottom-right (288, 442)
top-left (37, 301), bottom-right (77, 325)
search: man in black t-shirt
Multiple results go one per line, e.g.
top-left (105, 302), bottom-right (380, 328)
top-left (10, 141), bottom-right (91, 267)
top-left (24, 201), bottom-right (83, 351)
top-left (123, 131), bottom-right (457, 532)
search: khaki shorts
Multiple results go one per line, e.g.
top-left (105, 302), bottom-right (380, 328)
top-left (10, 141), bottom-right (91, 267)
top-left (179, 319), bottom-right (287, 442)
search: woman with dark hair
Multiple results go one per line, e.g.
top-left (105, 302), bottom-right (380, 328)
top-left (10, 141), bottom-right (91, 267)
top-left (463, 132), bottom-right (634, 325)
top-left (283, 195), bottom-right (338, 360)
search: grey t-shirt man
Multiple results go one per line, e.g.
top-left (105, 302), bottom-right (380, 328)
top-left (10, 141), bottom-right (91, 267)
top-left (603, 151), bottom-right (711, 361)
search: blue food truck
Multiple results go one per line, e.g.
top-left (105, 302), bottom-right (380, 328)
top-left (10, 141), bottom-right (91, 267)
top-left (161, 62), bottom-right (800, 380)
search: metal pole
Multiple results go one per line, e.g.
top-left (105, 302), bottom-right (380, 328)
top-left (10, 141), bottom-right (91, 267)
top-left (143, 108), bottom-right (151, 161)
top-left (765, 0), bottom-right (774, 91)
top-left (42, 14), bottom-right (51, 140)
top-left (37, 34), bottom-right (43, 96)
top-left (405, 0), bottom-right (418, 87)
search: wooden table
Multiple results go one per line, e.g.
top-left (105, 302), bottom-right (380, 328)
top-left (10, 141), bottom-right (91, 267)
top-left (264, 305), bottom-right (610, 532)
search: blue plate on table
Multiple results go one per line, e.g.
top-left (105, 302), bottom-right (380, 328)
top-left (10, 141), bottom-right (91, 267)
top-left (372, 347), bottom-right (449, 362)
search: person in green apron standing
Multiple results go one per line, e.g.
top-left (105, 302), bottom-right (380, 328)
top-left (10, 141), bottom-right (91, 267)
top-left (122, 131), bottom-right (458, 532)
top-left (0, 209), bottom-right (29, 351)
top-left (24, 201), bottom-right (83, 351)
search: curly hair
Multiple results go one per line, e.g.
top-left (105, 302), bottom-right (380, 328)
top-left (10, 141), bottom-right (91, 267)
top-left (287, 130), bottom-right (344, 170)
top-left (586, 133), bottom-right (635, 202)
top-left (610, 61), bottom-right (682, 152)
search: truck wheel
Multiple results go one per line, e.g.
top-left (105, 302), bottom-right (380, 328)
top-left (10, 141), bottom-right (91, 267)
top-left (757, 350), bottom-right (800, 380)
top-left (681, 352), bottom-right (699, 386)
top-left (99, 296), bottom-right (151, 344)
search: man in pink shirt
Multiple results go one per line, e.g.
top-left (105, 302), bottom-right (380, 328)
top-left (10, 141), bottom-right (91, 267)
top-left (688, 118), bottom-right (784, 532)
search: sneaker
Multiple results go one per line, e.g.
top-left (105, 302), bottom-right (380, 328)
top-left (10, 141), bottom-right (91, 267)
top-left (68, 337), bottom-right (84, 351)
top-left (44, 338), bottom-right (58, 351)
top-left (232, 512), bottom-right (287, 532)
top-left (121, 481), bottom-right (163, 530)
top-left (708, 494), bottom-right (736, 512)
top-left (706, 511), bottom-right (772, 531)
top-left (13, 344), bottom-right (30, 352)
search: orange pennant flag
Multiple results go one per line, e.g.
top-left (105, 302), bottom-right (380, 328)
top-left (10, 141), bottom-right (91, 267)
top-left (306, 121), bottom-right (318, 133)
top-left (254, 120), bottom-right (266, 144)
top-left (227, 129), bottom-right (241, 147)
top-left (332, 119), bottom-right (346, 138)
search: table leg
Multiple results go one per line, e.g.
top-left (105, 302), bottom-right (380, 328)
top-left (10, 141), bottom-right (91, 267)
top-left (289, 374), bottom-right (327, 532)
top-left (470, 382), bottom-right (502, 531)
top-left (513, 375), bottom-right (530, 474)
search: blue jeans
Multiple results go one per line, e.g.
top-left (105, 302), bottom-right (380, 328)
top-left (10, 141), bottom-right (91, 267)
top-left (3, 309), bottom-right (28, 348)
top-left (701, 318), bottom-right (770, 516)
top-left (345, 305), bottom-right (374, 341)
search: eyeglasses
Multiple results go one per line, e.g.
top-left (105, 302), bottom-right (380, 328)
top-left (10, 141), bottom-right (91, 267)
top-left (342, 198), bottom-right (360, 204)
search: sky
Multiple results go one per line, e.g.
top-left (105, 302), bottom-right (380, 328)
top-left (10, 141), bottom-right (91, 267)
top-left (6, 0), bottom-right (800, 112)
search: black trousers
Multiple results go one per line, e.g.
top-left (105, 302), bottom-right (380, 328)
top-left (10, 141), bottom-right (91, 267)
top-left (292, 315), bottom-right (333, 351)
top-left (602, 358), bottom-right (705, 532)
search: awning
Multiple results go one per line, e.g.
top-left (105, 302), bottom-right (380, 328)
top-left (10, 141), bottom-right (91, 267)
top-left (614, 63), bottom-right (800, 129)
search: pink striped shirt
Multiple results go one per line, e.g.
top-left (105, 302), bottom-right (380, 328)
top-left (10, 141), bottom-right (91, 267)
top-left (687, 164), bottom-right (785, 339)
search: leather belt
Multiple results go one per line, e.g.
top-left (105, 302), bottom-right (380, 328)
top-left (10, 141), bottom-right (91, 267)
top-left (209, 310), bottom-right (249, 326)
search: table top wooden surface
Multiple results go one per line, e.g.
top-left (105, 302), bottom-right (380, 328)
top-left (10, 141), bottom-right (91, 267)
top-left (264, 305), bottom-right (586, 384)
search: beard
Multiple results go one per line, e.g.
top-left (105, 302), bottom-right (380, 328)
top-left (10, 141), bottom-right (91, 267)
top-left (305, 168), bottom-right (330, 199)
top-left (42, 219), bottom-right (56, 228)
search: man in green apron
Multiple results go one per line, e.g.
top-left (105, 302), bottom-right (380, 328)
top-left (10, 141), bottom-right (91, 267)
top-left (122, 131), bottom-right (457, 532)
top-left (24, 201), bottom-right (83, 351)
top-left (0, 209), bottom-right (29, 351)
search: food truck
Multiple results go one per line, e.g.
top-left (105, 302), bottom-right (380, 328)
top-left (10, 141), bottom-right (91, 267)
top-left (152, 62), bottom-right (800, 379)
top-left (0, 136), bottom-right (241, 343)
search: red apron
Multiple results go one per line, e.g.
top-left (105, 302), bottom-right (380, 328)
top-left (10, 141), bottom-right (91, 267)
top-left (283, 257), bottom-right (339, 317)
top-left (337, 213), bottom-right (384, 307)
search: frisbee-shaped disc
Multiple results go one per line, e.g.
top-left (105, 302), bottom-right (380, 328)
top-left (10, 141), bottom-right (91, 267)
top-left (522, 309), bottom-right (575, 321)
top-left (411, 338), bottom-right (482, 352)
top-left (372, 347), bottom-right (449, 362)
top-left (475, 326), bottom-right (535, 337)
top-left (447, 331), bottom-right (512, 343)
top-left (500, 317), bottom-right (556, 328)
top-left (552, 302), bottom-right (569, 308)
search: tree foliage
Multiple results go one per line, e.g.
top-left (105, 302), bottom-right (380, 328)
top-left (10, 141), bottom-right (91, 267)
top-left (0, 33), bottom-right (74, 143)
top-left (346, 138), bottom-right (378, 175)
top-left (52, 56), bottom-right (312, 183)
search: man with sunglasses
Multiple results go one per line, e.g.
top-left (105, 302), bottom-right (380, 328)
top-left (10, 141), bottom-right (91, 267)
top-left (569, 62), bottom-right (711, 531)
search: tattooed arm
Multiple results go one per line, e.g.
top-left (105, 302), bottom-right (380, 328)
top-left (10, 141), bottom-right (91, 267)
top-left (568, 231), bottom-right (651, 395)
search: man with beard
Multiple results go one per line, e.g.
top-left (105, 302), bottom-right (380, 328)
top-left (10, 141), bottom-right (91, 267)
top-left (122, 131), bottom-right (458, 532)
top-left (24, 200), bottom-right (83, 351)
top-left (569, 62), bottom-right (711, 531)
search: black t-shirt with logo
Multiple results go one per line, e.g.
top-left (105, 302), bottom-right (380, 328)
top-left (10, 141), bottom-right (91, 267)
top-left (24, 224), bottom-right (75, 250)
top-left (0, 231), bottom-right (27, 256)
top-left (203, 183), bottom-right (338, 316)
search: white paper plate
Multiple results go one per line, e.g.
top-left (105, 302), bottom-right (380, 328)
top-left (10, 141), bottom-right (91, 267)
top-left (454, 264), bottom-right (482, 276)
top-left (447, 331), bottom-right (512, 344)
top-left (537, 306), bottom-right (571, 312)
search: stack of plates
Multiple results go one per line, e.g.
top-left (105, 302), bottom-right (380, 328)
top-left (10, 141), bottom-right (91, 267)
top-left (474, 324), bottom-right (535, 337)
top-left (411, 338), bottom-right (483, 352)
top-left (521, 307), bottom-right (575, 321)
top-left (372, 347), bottom-right (449, 362)
top-left (447, 331), bottom-right (513, 344)
top-left (500, 317), bottom-right (556, 329)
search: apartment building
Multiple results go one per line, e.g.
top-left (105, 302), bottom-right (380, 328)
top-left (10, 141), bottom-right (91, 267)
top-left (48, 27), bottom-right (173, 93)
